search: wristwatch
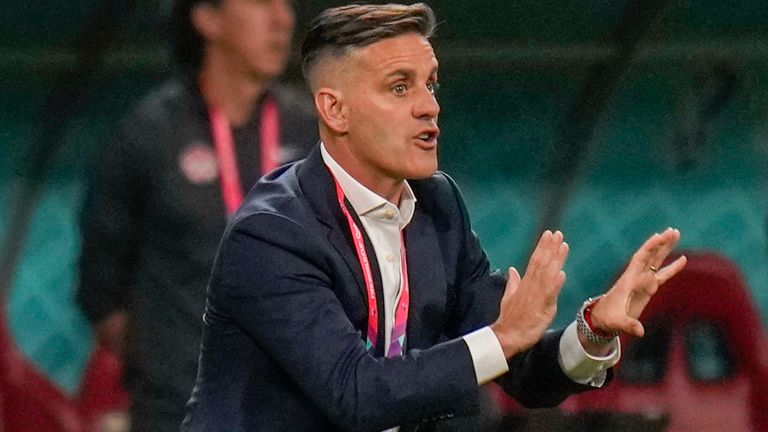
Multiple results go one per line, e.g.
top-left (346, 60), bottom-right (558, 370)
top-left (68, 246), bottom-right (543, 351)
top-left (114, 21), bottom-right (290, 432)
top-left (576, 296), bottom-right (619, 345)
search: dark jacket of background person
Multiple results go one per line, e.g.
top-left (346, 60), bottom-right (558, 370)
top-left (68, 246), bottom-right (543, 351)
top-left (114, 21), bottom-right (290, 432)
top-left (181, 147), bottom-right (594, 432)
top-left (77, 75), bottom-right (317, 431)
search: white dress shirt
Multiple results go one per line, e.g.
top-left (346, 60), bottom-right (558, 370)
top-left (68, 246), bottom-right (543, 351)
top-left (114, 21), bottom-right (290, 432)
top-left (320, 144), bottom-right (619, 428)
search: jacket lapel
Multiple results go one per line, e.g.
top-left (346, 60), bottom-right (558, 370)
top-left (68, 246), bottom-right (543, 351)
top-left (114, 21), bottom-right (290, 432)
top-left (403, 203), bottom-right (448, 350)
top-left (297, 147), bottom-right (368, 299)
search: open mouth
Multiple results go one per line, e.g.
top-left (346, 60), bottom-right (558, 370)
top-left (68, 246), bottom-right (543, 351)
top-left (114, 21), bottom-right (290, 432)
top-left (415, 128), bottom-right (440, 147)
top-left (417, 132), bottom-right (435, 141)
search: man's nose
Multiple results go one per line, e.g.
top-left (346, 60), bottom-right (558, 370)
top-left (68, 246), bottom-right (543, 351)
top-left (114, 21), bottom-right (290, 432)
top-left (413, 87), bottom-right (440, 120)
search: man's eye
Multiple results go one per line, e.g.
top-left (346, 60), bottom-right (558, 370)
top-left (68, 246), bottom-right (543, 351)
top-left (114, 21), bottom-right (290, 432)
top-left (393, 84), bottom-right (407, 95)
top-left (427, 81), bottom-right (440, 95)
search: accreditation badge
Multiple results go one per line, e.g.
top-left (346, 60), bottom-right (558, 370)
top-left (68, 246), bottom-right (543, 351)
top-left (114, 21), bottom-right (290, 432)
top-left (179, 142), bottom-right (219, 185)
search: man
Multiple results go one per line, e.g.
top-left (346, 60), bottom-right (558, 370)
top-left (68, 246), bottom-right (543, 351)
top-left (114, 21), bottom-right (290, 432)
top-left (182, 4), bottom-right (687, 431)
top-left (77, 0), bottom-right (317, 430)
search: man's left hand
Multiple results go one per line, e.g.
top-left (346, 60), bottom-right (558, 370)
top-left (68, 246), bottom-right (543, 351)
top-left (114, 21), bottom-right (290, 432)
top-left (590, 227), bottom-right (687, 339)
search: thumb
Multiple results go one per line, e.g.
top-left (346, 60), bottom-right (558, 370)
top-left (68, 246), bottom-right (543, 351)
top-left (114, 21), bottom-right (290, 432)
top-left (503, 267), bottom-right (521, 300)
top-left (620, 317), bottom-right (645, 338)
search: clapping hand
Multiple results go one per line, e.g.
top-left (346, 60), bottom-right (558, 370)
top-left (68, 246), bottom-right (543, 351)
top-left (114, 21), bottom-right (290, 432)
top-left (590, 228), bottom-right (687, 338)
top-left (491, 230), bottom-right (569, 358)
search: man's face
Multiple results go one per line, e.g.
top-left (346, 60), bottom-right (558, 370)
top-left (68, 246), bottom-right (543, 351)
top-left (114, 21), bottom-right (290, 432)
top-left (210, 0), bottom-right (295, 80)
top-left (342, 33), bottom-right (440, 183)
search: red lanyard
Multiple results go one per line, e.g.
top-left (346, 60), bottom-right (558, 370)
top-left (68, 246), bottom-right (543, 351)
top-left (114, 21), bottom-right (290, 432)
top-left (209, 95), bottom-right (281, 215)
top-left (329, 171), bottom-right (410, 356)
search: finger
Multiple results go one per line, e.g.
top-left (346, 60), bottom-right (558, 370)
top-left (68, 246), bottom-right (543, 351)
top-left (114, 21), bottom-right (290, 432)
top-left (528, 230), bottom-right (564, 279)
top-left (545, 240), bottom-right (569, 281)
top-left (540, 229), bottom-right (564, 266)
top-left (555, 269), bottom-right (567, 294)
top-left (613, 316), bottom-right (645, 338)
top-left (526, 230), bottom-right (553, 274)
top-left (630, 233), bottom-right (661, 269)
top-left (508, 267), bottom-right (521, 286)
top-left (546, 245), bottom-right (569, 304)
top-left (649, 228), bottom-right (681, 268)
top-left (629, 231), bottom-right (668, 273)
top-left (625, 317), bottom-right (645, 338)
top-left (556, 238), bottom-right (569, 265)
top-left (501, 267), bottom-right (521, 301)
top-left (656, 254), bottom-right (687, 285)
top-left (626, 276), bottom-right (661, 318)
top-left (541, 230), bottom-right (563, 264)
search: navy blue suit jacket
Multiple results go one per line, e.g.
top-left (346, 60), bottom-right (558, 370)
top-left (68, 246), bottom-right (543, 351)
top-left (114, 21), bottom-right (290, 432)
top-left (182, 146), bottom-right (592, 431)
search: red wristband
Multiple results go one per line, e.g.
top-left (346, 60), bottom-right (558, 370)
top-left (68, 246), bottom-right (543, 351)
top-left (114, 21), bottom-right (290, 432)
top-left (583, 299), bottom-right (615, 338)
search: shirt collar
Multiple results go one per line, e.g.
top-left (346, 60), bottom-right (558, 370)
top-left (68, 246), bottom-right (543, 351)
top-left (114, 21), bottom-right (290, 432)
top-left (320, 143), bottom-right (416, 228)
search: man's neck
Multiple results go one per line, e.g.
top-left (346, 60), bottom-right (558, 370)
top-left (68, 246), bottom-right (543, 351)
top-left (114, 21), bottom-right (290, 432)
top-left (362, 174), bottom-right (404, 206)
top-left (199, 54), bottom-right (268, 128)
top-left (323, 141), bottom-right (404, 205)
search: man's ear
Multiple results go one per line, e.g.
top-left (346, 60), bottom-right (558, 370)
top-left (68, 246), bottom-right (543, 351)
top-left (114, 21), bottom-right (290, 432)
top-left (190, 2), bottom-right (222, 42)
top-left (314, 88), bottom-right (348, 134)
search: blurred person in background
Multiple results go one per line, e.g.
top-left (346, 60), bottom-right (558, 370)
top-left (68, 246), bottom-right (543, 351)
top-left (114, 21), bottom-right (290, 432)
top-left (76, 0), bottom-right (317, 430)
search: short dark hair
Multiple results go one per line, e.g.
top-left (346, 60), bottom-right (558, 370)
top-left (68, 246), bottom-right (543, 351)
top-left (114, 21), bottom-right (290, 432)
top-left (301, 3), bottom-right (436, 84)
top-left (170, 0), bottom-right (221, 74)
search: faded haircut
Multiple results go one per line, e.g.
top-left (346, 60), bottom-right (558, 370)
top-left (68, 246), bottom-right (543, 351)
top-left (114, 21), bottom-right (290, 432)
top-left (301, 3), bottom-right (436, 85)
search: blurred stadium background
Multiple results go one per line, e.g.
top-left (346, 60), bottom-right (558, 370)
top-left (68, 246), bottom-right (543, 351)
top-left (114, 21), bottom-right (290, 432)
top-left (1, 0), bottom-right (767, 430)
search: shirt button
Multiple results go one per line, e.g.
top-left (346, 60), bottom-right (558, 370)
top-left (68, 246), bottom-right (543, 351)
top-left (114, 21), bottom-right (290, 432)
top-left (386, 254), bottom-right (395, 262)
top-left (384, 209), bottom-right (395, 219)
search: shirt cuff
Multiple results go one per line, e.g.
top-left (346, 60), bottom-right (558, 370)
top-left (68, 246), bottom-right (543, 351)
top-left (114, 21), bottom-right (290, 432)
top-left (558, 321), bottom-right (621, 387)
top-left (462, 326), bottom-right (509, 385)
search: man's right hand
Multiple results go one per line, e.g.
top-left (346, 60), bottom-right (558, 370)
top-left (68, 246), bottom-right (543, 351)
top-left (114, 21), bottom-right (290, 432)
top-left (490, 230), bottom-right (569, 359)
top-left (95, 310), bottom-right (128, 358)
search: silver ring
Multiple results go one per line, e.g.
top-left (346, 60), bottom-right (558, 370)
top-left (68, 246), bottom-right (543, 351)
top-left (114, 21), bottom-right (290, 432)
top-left (649, 265), bottom-right (659, 273)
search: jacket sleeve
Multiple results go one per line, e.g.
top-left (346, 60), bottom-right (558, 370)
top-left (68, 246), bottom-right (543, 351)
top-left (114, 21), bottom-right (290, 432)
top-left (77, 117), bottom-right (151, 323)
top-left (436, 172), bottom-right (595, 408)
top-left (209, 212), bottom-right (482, 432)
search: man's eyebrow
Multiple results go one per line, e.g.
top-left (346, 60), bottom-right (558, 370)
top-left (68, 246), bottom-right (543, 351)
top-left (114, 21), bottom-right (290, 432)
top-left (383, 66), bottom-right (439, 81)
top-left (384, 69), bottom-right (415, 81)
